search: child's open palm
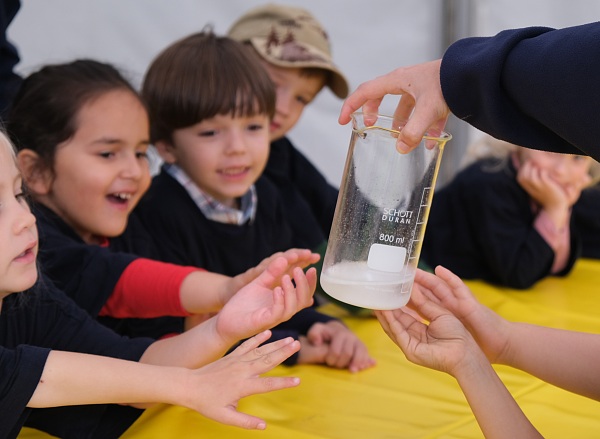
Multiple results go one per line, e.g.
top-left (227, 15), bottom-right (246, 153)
top-left (376, 288), bottom-right (481, 376)
top-left (216, 257), bottom-right (317, 342)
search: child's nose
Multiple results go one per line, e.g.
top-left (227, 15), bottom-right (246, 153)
top-left (14, 203), bottom-right (36, 235)
top-left (276, 89), bottom-right (292, 116)
top-left (121, 154), bottom-right (146, 179)
top-left (226, 130), bottom-right (248, 154)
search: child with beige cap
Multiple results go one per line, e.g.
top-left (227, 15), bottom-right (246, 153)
top-left (228, 4), bottom-right (374, 315)
top-left (228, 3), bottom-right (346, 251)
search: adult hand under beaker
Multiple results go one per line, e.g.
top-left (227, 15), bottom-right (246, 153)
top-left (321, 112), bottom-right (451, 310)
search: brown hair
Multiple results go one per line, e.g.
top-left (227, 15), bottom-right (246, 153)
top-left (142, 29), bottom-right (276, 144)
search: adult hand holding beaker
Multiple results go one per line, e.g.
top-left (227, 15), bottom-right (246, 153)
top-left (321, 113), bottom-right (451, 310)
top-left (338, 60), bottom-right (449, 154)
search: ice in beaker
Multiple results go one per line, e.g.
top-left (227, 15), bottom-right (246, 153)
top-left (320, 112), bottom-right (451, 310)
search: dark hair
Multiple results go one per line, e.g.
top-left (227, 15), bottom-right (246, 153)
top-left (6, 59), bottom-right (143, 173)
top-left (142, 30), bottom-right (276, 144)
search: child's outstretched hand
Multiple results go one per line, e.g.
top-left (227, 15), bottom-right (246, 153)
top-left (185, 330), bottom-right (301, 429)
top-left (225, 249), bottom-right (320, 303)
top-left (410, 266), bottom-right (510, 364)
top-left (298, 321), bottom-right (376, 372)
top-left (216, 257), bottom-right (317, 343)
top-left (375, 287), bottom-right (478, 376)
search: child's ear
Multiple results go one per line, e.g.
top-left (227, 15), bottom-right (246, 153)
top-left (154, 140), bottom-right (177, 164)
top-left (16, 149), bottom-right (53, 195)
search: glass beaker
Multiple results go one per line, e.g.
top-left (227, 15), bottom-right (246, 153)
top-left (320, 112), bottom-right (451, 310)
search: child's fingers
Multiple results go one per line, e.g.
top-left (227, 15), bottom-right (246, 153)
top-left (279, 273), bottom-right (300, 317)
top-left (414, 266), bottom-right (460, 304)
top-left (304, 267), bottom-right (317, 299)
top-left (413, 269), bottom-right (443, 304)
top-left (406, 288), bottom-right (432, 321)
top-left (408, 283), bottom-right (453, 323)
top-left (271, 286), bottom-right (286, 318)
top-left (348, 342), bottom-right (376, 373)
top-left (433, 266), bottom-right (475, 300)
top-left (246, 338), bottom-right (301, 375)
top-left (259, 256), bottom-right (290, 288)
top-left (374, 310), bottom-right (392, 334)
top-left (325, 336), bottom-right (353, 368)
top-left (292, 267), bottom-right (317, 308)
top-left (202, 377), bottom-right (296, 429)
top-left (376, 309), bottom-right (413, 351)
top-left (233, 330), bottom-right (273, 355)
top-left (250, 335), bottom-right (293, 355)
top-left (376, 309), bottom-right (410, 337)
top-left (287, 248), bottom-right (320, 267)
top-left (211, 408), bottom-right (268, 431)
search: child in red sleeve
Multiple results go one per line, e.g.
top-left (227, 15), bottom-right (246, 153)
top-left (8, 59), bottom-right (318, 340)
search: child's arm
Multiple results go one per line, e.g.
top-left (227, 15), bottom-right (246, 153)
top-left (139, 259), bottom-right (317, 368)
top-left (376, 294), bottom-right (543, 439)
top-left (416, 266), bottom-right (600, 401)
top-left (100, 249), bottom-right (319, 319)
top-left (101, 249), bottom-right (319, 319)
top-left (28, 331), bottom-right (300, 430)
top-left (516, 158), bottom-right (579, 272)
top-left (181, 248), bottom-right (320, 312)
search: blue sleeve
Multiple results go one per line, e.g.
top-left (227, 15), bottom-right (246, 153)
top-left (0, 345), bottom-right (49, 438)
top-left (34, 204), bottom-right (137, 317)
top-left (30, 281), bottom-right (154, 359)
top-left (440, 22), bottom-right (600, 161)
top-left (0, 0), bottom-right (22, 118)
top-left (0, 282), bottom-right (154, 437)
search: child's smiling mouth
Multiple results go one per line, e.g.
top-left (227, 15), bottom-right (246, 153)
top-left (219, 167), bottom-right (250, 177)
top-left (107, 192), bottom-right (133, 204)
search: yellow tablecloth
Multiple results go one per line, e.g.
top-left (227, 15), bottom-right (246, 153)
top-left (20, 259), bottom-right (600, 438)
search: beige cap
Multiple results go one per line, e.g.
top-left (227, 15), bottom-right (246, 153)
top-left (227, 3), bottom-right (349, 99)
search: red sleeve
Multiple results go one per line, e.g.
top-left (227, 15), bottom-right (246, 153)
top-left (99, 258), bottom-right (201, 318)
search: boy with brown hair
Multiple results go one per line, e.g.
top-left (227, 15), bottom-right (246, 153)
top-left (135, 30), bottom-right (375, 372)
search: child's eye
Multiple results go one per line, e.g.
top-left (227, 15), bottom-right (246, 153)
top-left (295, 96), bottom-right (309, 105)
top-left (198, 130), bottom-right (217, 137)
top-left (136, 151), bottom-right (149, 160)
top-left (15, 191), bottom-right (29, 206)
top-left (247, 124), bottom-right (265, 132)
top-left (99, 152), bottom-right (115, 159)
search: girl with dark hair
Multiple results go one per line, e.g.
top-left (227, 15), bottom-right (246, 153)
top-left (8, 59), bottom-right (318, 341)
